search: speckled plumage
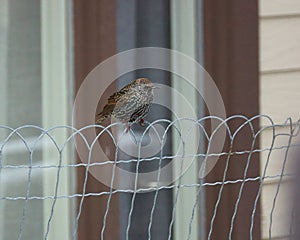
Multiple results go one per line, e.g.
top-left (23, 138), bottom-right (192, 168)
top-left (96, 78), bottom-right (155, 126)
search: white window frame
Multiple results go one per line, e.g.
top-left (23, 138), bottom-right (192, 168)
top-left (171, 0), bottom-right (204, 239)
top-left (41, 0), bottom-right (73, 239)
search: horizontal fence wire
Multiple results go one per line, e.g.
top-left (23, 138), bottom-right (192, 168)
top-left (0, 115), bottom-right (300, 240)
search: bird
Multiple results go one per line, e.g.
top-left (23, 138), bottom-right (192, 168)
top-left (96, 78), bottom-right (156, 131)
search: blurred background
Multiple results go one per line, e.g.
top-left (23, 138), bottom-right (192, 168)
top-left (0, 0), bottom-right (300, 239)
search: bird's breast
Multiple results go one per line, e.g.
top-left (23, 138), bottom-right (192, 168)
top-left (111, 89), bottom-right (153, 121)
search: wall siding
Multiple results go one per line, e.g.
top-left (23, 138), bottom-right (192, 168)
top-left (259, 1), bottom-right (300, 239)
top-left (260, 0), bottom-right (300, 17)
top-left (260, 17), bottom-right (300, 72)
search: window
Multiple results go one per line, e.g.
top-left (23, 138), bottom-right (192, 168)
top-left (0, 1), bottom-right (73, 239)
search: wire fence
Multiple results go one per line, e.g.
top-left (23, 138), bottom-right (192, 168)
top-left (0, 115), bottom-right (300, 240)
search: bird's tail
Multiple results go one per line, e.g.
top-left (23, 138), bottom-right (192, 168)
top-left (95, 105), bottom-right (114, 124)
top-left (95, 112), bottom-right (111, 124)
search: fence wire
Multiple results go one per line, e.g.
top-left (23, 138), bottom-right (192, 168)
top-left (0, 115), bottom-right (300, 240)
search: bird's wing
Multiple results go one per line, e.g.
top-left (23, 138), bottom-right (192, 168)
top-left (97, 90), bottom-right (129, 118)
top-left (107, 92), bottom-right (122, 104)
top-left (112, 93), bottom-right (132, 110)
top-left (107, 82), bottom-right (133, 104)
top-left (96, 82), bottom-right (134, 123)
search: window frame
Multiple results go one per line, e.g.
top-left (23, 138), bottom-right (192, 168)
top-left (41, 0), bottom-right (73, 239)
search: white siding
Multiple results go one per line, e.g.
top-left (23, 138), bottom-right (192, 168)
top-left (259, 1), bottom-right (300, 239)
top-left (260, 71), bottom-right (300, 125)
top-left (261, 181), bottom-right (293, 239)
top-left (260, 17), bottom-right (300, 72)
top-left (260, 0), bottom-right (300, 17)
top-left (260, 127), bottom-right (296, 179)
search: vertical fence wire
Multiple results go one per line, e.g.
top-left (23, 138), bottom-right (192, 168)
top-left (0, 116), bottom-right (299, 240)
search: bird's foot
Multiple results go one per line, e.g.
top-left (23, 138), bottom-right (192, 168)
top-left (125, 123), bottom-right (131, 133)
top-left (139, 119), bottom-right (145, 127)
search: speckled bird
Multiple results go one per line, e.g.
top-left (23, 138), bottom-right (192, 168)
top-left (96, 78), bottom-right (155, 130)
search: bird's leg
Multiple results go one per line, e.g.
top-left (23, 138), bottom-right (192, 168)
top-left (125, 122), bottom-right (131, 133)
top-left (139, 118), bottom-right (145, 127)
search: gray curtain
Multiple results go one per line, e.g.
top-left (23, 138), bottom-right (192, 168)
top-left (117, 0), bottom-right (173, 239)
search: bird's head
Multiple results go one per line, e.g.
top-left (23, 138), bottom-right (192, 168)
top-left (133, 78), bottom-right (157, 90)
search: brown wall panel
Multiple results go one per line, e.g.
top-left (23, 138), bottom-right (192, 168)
top-left (73, 1), bottom-right (119, 239)
top-left (203, 1), bottom-right (261, 239)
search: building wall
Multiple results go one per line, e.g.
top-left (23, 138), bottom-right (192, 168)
top-left (259, 1), bottom-right (300, 239)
